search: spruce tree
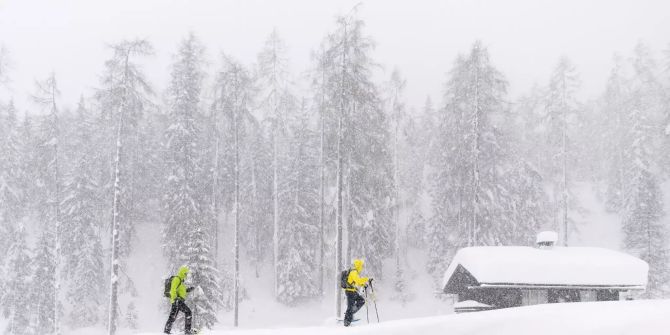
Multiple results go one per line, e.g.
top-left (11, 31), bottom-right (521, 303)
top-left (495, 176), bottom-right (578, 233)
top-left (429, 42), bottom-right (509, 250)
top-left (255, 29), bottom-right (296, 300)
top-left (276, 107), bottom-right (320, 305)
top-left (622, 169), bottom-right (668, 297)
top-left (96, 39), bottom-right (154, 335)
top-left (163, 33), bottom-right (223, 329)
top-left (544, 57), bottom-right (581, 245)
top-left (620, 45), bottom-right (669, 296)
top-left (31, 227), bottom-right (57, 334)
top-left (603, 56), bottom-right (632, 213)
top-left (322, 11), bottom-right (394, 287)
top-left (212, 53), bottom-right (254, 327)
top-left (32, 73), bottom-right (63, 335)
top-left (61, 98), bottom-right (106, 328)
top-left (3, 224), bottom-right (32, 335)
top-left (0, 100), bottom-right (22, 263)
top-left (385, 69), bottom-right (411, 304)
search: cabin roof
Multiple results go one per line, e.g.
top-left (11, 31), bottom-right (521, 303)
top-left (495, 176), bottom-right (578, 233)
top-left (443, 246), bottom-right (648, 293)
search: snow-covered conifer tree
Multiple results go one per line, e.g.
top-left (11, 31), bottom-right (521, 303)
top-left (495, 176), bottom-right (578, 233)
top-left (96, 39), bottom-right (154, 335)
top-left (255, 29), bottom-right (296, 300)
top-left (544, 57), bottom-right (581, 245)
top-left (32, 73), bottom-right (62, 335)
top-left (603, 56), bottom-right (632, 212)
top-left (429, 42), bottom-right (508, 251)
top-left (276, 103), bottom-right (321, 305)
top-left (385, 69), bottom-right (411, 304)
top-left (308, 44), bottom-right (333, 296)
top-left (31, 227), bottom-right (57, 334)
top-left (163, 33), bottom-right (224, 330)
top-left (620, 43), bottom-right (669, 297)
top-left (0, 100), bottom-right (23, 263)
top-left (61, 98), bottom-right (105, 328)
top-left (212, 54), bottom-right (254, 327)
top-left (3, 223), bottom-right (32, 335)
top-left (323, 9), bottom-right (394, 283)
top-left (623, 169), bottom-right (668, 297)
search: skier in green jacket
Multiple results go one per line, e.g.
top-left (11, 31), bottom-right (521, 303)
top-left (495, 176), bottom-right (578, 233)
top-left (164, 266), bottom-right (195, 334)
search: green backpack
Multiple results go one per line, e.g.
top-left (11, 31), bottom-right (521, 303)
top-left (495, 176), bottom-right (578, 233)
top-left (163, 276), bottom-right (181, 298)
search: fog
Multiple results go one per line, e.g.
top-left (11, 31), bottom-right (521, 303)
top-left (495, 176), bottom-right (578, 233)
top-left (2, 0), bottom-right (669, 111)
top-left (1, 1), bottom-right (670, 334)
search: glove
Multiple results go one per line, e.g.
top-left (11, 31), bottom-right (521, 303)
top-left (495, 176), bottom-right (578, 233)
top-left (369, 278), bottom-right (374, 283)
top-left (186, 287), bottom-right (194, 293)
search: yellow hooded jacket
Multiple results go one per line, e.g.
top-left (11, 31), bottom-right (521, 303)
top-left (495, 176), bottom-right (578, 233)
top-left (345, 259), bottom-right (369, 292)
top-left (170, 266), bottom-right (189, 304)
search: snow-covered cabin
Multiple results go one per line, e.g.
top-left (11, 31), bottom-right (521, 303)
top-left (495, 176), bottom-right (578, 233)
top-left (442, 232), bottom-right (648, 312)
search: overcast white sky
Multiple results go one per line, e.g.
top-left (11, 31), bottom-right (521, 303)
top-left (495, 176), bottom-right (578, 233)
top-left (1, 0), bottom-right (669, 114)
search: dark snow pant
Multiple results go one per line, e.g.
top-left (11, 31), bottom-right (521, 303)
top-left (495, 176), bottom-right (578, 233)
top-left (344, 290), bottom-right (366, 325)
top-left (164, 299), bottom-right (192, 333)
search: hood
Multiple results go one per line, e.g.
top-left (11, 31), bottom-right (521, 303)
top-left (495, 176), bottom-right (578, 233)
top-left (353, 259), bottom-right (364, 272)
top-left (178, 265), bottom-right (189, 280)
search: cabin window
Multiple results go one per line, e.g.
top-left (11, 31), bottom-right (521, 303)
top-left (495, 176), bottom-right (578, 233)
top-left (522, 289), bottom-right (548, 306)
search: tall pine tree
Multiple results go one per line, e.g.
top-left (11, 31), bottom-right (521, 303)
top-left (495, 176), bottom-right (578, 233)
top-left (163, 33), bottom-right (223, 330)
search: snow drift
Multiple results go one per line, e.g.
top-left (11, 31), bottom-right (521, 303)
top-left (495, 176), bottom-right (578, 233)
top-left (136, 299), bottom-right (670, 335)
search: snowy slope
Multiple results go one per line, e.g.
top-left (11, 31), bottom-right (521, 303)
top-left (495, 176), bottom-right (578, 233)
top-left (137, 299), bottom-right (670, 335)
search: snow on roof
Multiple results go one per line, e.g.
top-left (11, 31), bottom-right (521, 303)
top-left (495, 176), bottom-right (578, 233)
top-left (443, 246), bottom-right (648, 291)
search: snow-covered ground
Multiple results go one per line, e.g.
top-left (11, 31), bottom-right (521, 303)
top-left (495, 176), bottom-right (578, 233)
top-left (136, 299), bottom-right (670, 335)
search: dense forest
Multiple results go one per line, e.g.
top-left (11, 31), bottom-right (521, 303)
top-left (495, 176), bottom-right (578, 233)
top-left (1, 10), bottom-right (670, 334)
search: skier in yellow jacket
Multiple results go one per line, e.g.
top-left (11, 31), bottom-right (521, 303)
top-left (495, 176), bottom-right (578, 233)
top-left (343, 259), bottom-right (371, 326)
top-left (164, 266), bottom-right (195, 334)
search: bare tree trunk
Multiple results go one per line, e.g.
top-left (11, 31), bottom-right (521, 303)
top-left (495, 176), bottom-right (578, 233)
top-left (562, 101), bottom-right (568, 246)
top-left (108, 102), bottom-right (124, 335)
top-left (318, 51), bottom-right (327, 296)
top-left (50, 84), bottom-right (61, 335)
top-left (233, 79), bottom-right (241, 328)
top-left (561, 73), bottom-right (569, 246)
top-left (335, 20), bottom-right (348, 317)
top-left (212, 113), bottom-right (220, 268)
top-left (272, 131), bottom-right (279, 299)
top-left (319, 101), bottom-right (326, 296)
top-left (470, 58), bottom-right (480, 247)
top-left (394, 105), bottom-right (401, 273)
top-left (251, 158), bottom-right (260, 278)
top-left (108, 51), bottom-right (131, 335)
top-left (335, 115), bottom-right (343, 318)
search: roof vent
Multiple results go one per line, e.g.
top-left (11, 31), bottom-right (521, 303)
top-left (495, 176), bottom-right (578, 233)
top-left (536, 231), bottom-right (558, 249)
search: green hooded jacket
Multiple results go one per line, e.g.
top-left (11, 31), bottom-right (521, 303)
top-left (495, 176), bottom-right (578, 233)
top-left (170, 266), bottom-right (189, 304)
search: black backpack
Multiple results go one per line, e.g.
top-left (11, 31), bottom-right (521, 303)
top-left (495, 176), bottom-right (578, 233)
top-left (163, 276), bottom-right (181, 298)
top-left (340, 269), bottom-right (352, 289)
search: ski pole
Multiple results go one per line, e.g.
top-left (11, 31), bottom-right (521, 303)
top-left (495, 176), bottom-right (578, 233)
top-left (365, 286), bottom-right (370, 324)
top-left (369, 280), bottom-right (379, 322)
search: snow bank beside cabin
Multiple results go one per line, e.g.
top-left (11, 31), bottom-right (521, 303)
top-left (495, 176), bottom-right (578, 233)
top-left (136, 299), bottom-right (670, 335)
